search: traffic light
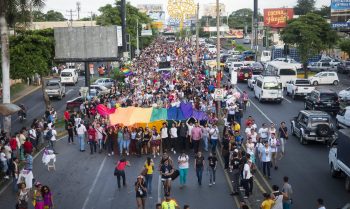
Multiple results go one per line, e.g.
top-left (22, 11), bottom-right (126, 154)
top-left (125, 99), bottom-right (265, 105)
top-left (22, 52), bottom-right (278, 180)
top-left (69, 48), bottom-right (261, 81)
top-left (263, 37), bottom-right (266, 47)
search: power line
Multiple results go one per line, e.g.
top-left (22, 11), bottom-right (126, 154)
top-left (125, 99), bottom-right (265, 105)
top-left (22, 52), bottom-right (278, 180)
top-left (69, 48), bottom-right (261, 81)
top-left (66, 9), bottom-right (77, 27)
top-left (76, 2), bottom-right (81, 20)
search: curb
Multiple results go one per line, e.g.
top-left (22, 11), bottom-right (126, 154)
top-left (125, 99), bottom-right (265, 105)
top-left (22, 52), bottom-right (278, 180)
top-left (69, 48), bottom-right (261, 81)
top-left (11, 85), bottom-right (42, 103)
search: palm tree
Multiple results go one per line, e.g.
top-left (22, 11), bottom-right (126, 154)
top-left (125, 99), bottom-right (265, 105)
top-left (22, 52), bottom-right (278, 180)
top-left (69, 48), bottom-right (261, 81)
top-left (0, 0), bottom-right (45, 133)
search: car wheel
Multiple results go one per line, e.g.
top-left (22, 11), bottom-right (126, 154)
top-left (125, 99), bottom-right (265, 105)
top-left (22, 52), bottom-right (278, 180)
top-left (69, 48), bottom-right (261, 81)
top-left (313, 81), bottom-right (318, 86)
top-left (299, 134), bottom-right (307, 145)
top-left (330, 163), bottom-right (340, 178)
top-left (333, 80), bottom-right (339, 85)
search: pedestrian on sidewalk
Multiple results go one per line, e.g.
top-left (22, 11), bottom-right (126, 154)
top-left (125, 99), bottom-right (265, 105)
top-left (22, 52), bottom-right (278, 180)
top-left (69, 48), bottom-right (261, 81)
top-left (114, 157), bottom-right (130, 188)
top-left (161, 122), bottom-right (169, 152)
top-left (106, 127), bottom-right (115, 156)
top-left (16, 182), bottom-right (29, 209)
top-left (201, 123), bottom-right (210, 152)
top-left (170, 122), bottom-right (178, 154)
top-left (67, 122), bottom-right (74, 144)
top-left (11, 157), bottom-right (20, 192)
top-left (144, 157), bottom-right (154, 196)
top-left (161, 193), bottom-right (179, 209)
top-left (258, 123), bottom-right (269, 142)
top-left (281, 176), bottom-right (293, 209)
top-left (178, 151), bottom-right (189, 188)
top-left (268, 133), bottom-right (279, 170)
top-left (178, 122), bottom-right (188, 152)
top-left (259, 141), bottom-right (272, 179)
top-left (76, 121), bottom-right (87, 152)
top-left (123, 127), bottom-right (131, 156)
top-left (242, 154), bottom-right (253, 199)
top-left (135, 175), bottom-right (147, 209)
top-left (230, 151), bottom-right (241, 195)
top-left (194, 151), bottom-right (205, 186)
top-left (208, 152), bottom-right (217, 186)
top-left (95, 123), bottom-right (105, 153)
top-left (33, 182), bottom-right (44, 209)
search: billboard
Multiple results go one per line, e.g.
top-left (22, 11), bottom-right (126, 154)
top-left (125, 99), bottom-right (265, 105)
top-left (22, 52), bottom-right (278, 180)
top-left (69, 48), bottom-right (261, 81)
top-left (137, 4), bottom-right (163, 13)
top-left (331, 0), bottom-right (350, 29)
top-left (263, 8), bottom-right (294, 28)
top-left (137, 4), bottom-right (165, 30)
top-left (141, 24), bottom-right (153, 36)
top-left (54, 26), bottom-right (119, 61)
top-left (203, 3), bottom-right (226, 17)
top-left (228, 29), bottom-right (244, 39)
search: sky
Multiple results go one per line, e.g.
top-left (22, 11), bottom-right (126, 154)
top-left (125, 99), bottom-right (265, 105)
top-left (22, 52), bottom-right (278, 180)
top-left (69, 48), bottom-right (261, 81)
top-left (43, 0), bottom-right (330, 19)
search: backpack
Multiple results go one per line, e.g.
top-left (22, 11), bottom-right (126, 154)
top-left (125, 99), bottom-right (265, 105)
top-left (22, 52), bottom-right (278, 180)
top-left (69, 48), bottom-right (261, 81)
top-left (45, 130), bottom-right (53, 141)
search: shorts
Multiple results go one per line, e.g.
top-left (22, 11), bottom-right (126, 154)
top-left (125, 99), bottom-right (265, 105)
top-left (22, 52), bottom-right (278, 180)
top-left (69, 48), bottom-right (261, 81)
top-left (151, 140), bottom-right (161, 146)
top-left (161, 177), bottom-right (172, 181)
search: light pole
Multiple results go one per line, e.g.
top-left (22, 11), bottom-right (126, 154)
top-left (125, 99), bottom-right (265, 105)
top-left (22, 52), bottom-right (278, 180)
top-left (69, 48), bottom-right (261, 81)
top-left (136, 18), bottom-right (140, 57)
top-left (253, 0), bottom-right (258, 61)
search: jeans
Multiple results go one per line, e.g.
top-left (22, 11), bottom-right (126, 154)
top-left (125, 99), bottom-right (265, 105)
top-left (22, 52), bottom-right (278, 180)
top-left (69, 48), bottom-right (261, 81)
top-left (122, 140), bottom-right (130, 153)
top-left (89, 141), bottom-right (97, 153)
top-left (78, 134), bottom-right (85, 151)
top-left (242, 177), bottom-right (253, 197)
top-left (262, 161), bottom-right (271, 177)
top-left (235, 114), bottom-right (241, 126)
top-left (116, 170), bottom-right (126, 188)
top-left (13, 177), bottom-right (18, 192)
top-left (118, 139), bottom-right (123, 154)
top-left (196, 166), bottom-right (203, 185)
top-left (210, 139), bottom-right (218, 153)
top-left (179, 168), bottom-right (188, 185)
top-left (283, 201), bottom-right (291, 209)
top-left (203, 136), bottom-right (208, 151)
top-left (208, 167), bottom-right (216, 184)
top-left (193, 140), bottom-right (200, 154)
top-left (145, 174), bottom-right (153, 194)
top-left (48, 140), bottom-right (56, 152)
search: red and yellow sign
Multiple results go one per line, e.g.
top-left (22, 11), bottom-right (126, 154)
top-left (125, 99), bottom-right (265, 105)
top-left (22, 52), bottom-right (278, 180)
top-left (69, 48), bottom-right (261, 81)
top-left (264, 8), bottom-right (294, 28)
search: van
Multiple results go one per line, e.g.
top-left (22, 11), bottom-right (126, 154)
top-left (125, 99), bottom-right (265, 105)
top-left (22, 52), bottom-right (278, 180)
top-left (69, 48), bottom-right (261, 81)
top-left (265, 61), bottom-right (297, 87)
top-left (254, 75), bottom-right (283, 103)
top-left (60, 69), bottom-right (79, 85)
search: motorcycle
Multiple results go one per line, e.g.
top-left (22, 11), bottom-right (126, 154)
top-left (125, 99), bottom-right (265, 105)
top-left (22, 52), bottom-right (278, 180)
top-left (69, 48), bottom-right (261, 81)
top-left (18, 105), bottom-right (26, 122)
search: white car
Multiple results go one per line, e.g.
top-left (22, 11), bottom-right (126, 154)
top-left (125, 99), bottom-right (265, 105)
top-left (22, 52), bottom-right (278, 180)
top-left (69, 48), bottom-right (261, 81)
top-left (243, 36), bottom-right (251, 44)
top-left (206, 44), bottom-right (216, 54)
top-left (309, 72), bottom-right (339, 86)
top-left (336, 106), bottom-right (350, 128)
top-left (90, 84), bottom-right (110, 95)
top-left (247, 75), bottom-right (259, 90)
top-left (272, 58), bottom-right (303, 69)
top-left (339, 87), bottom-right (350, 101)
top-left (229, 62), bottom-right (244, 74)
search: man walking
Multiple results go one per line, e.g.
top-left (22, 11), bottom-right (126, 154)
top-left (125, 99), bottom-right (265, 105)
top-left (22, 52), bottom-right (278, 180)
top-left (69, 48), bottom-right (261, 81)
top-left (282, 176), bottom-right (293, 209)
top-left (76, 121), bottom-right (87, 152)
top-left (194, 152), bottom-right (205, 186)
top-left (278, 122), bottom-right (288, 158)
top-left (242, 154), bottom-right (253, 199)
top-left (259, 141), bottom-right (272, 179)
top-left (191, 122), bottom-right (202, 154)
top-left (230, 152), bottom-right (241, 196)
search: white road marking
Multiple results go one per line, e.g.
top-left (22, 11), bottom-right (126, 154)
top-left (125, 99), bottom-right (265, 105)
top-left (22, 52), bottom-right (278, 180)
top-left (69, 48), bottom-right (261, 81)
top-left (82, 156), bottom-right (107, 209)
top-left (284, 97), bottom-right (292, 103)
top-left (65, 89), bottom-right (74, 95)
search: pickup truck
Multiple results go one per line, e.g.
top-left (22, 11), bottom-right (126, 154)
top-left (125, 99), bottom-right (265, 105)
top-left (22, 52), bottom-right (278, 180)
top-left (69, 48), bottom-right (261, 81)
top-left (45, 80), bottom-right (65, 100)
top-left (285, 79), bottom-right (315, 99)
top-left (329, 129), bottom-right (350, 192)
top-left (308, 61), bottom-right (336, 72)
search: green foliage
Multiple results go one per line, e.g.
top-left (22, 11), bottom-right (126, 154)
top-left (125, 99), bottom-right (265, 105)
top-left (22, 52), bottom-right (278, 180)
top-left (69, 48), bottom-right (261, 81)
top-left (294, 0), bottom-right (316, 15)
top-left (281, 13), bottom-right (338, 77)
top-left (339, 39), bottom-right (350, 57)
top-left (3, 29), bottom-right (55, 80)
top-left (314, 6), bottom-right (331, 19)
top-left (235, 44), bottom-right (248, 52)
top-left (33, 10), bottom-right (66, 21)
top-left (95, 1), bottom-right (155, 50)
top-left (226, 9), bottom-right (263, 33)
top-left (112, 68), bottom-right (125, 82)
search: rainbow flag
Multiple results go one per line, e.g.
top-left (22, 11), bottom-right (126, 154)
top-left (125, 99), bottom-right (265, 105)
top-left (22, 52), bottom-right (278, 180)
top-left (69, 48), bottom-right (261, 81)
top-left (121, 67), bottom-right (132, 76)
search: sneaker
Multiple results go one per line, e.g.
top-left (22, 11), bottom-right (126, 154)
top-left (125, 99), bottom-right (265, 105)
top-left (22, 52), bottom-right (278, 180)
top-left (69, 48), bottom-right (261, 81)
top-left (173, 150), bottom-right (176, 154)
top-left (112, 151), bottom-right (114, 155)
top-left (108, 153), bottom-right (111, 157)
top-left (243, 196), bottom-right (249, 199)
top-left (209, 183), bottom-right (212, 186)
top-left (213, 182), bottom-right (215, 185)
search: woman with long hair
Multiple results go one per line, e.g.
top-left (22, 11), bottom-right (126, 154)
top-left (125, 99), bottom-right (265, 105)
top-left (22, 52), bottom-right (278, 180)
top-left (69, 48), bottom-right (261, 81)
top-left (135, 176), bottom-right (147, 209)
top-left (142, 127), bottom-right (151, 155)
top-left (135, 128), bottom-right (144, 157)
top-left (151, 130), bottom-right (161, 158)
top-left (123, 127), bottom-right (131, 156)
top-left (16, 183), bottom-right (29, 209)
top-left (144, 157), bottom-right (154, 196)
top-left (41, 185), bottom-right (54, 209)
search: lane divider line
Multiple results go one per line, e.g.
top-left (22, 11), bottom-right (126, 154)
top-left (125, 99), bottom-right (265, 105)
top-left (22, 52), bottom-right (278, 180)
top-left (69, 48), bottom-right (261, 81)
top-left (82, 156), bottom-right (107, 209)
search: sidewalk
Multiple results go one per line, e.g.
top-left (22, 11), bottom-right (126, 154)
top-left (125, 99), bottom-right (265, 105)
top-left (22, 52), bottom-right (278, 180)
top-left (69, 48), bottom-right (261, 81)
top-left (11, 84), bottom-right (42, 103)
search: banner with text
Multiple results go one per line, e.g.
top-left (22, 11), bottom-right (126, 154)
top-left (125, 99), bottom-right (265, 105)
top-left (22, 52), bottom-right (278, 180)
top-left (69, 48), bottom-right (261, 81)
top-left (263, 8), bottom-right (294, 28)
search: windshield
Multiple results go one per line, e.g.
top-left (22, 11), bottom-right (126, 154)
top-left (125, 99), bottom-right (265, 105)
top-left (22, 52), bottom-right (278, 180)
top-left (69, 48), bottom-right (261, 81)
top-left (240, 68), bottom-right (251, 73)
top-left (263, 82), bottom-right (282, 90)
top-left (310, 117), bottom-right (329, 125)
top-left (295, 80), bottom-right (310, 85)
top-left (234, 64), bottom-right (243, 67)
top-left (263, 52), bottom-right (270, 56)
top-left (279, 69), bottom-right (296, 75)
top-left (320, 93), bottom-right (338, 101)
top-left (47, 82), bottom-right (59, 86)
top-left (61, 72), bottom-right (72, 77)
top-left (252, 71), bottom-right (262, 75)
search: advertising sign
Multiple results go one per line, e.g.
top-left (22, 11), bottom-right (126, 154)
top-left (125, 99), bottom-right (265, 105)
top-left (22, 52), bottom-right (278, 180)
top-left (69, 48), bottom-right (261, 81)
top-left (331, 0), bottom-right (350, 11)
top-left (203, 3), bottom-right (226, 17)
top-left (214, 88), bottom-right (224, 101)
top-left (228, 29), bottom-right (244, 39)
top-left (331, 0), bottom-right (350, 29)
top-left (117, 26), bottom-right (122, 47)
top-left (263, 8), bottom-right (294, 28)
top-left (141, 24), bottom-right (153, 36)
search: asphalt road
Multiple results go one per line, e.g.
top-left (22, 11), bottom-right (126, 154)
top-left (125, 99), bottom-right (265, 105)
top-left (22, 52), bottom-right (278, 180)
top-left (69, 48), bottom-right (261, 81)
top-left (9, 76), bottom-right (86, 134)
top-left (226, 74), bottom-right (350, 209)
top-left (0, 137), bottom-right (236, 209)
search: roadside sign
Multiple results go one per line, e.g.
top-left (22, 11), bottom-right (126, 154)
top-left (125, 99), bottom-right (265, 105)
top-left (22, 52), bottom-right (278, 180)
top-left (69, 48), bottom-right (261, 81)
top-left (214, 88), bottom-right (224, 101)
top-left (79, 87), bottom-right (88, 99)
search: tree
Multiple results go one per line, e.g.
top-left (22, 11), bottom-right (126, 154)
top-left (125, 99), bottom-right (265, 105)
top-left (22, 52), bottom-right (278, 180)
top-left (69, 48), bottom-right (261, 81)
top-left (314, 6), bottom-right (331, 19)
top-left (227, 8), bottom-right (262, 33)
top-left (96, 1), bottom-right (155, 52)
top-left (339, 39), bottom-right (350, 58)
top-left (281, 13), bottom-right (338, 78)
top-left (33, 10), bottom-right (46, 21)
top-left (0, 0), bottom-right (45, 134)
top-left (294, 0), bottom-right (315, 15)
top-left (44, 10), bottom-right (66, 21)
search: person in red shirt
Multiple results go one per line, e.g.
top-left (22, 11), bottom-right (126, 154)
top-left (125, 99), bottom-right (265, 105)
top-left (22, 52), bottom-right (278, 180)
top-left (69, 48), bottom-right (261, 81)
top-left (23, 138), bottom-right (33, 154)
top-left (87, 125), bottom-right (97, 154)
top-left (9, 137), bottom-right (18, 158)
top-left (245, 116), bottom-right (254, 127)
top-left (64, 109), bottom-right (70, 122)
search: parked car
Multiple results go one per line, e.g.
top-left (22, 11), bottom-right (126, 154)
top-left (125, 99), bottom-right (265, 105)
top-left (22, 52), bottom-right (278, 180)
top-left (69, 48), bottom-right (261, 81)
top-left (309, 72), bottom-right (339, 86)
top-left (308, 61), bottom-right (336, 72)
top-left (237, 67), bottom-right (253, 82)
top-left (45, 80), bottom-right (65, 100)
top-left (66, 97), bottom-right (84, 111)
top-left (93, 78), bottom-right (115, 89)
top-left (285, 79), bottom-right (315, 99)
top-left (206, 44), bottom-right (216, 54)
top-left (319, 58), bottom-right (341, 67)
top-left (220, 54), bottom-right (232, 63)
top-left (291, 110), bottom-right (337, 145)
top-left (90, 84), bottom-right (110, 95)
top-left (337, 61), bottom-right (350, 74)
top-left (224, 57), bottom-right (240, 72)
top-left (336, 106), bottom-right (350, 129)
top-left (304, 89), bottom-right (340, 115)
top-left (339, 87), bottom-right (350, 101)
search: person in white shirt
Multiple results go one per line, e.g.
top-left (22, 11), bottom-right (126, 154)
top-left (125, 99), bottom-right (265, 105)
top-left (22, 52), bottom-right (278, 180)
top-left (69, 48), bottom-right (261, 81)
top-left (249, 128), bottom-right (258, 144)
top-left (170, 123), bottom-right (178, 154)
top-left (209, 124), bottom-right (219, 153)
top-left (161, 122), bottom-right (169, 151)
top-left (258, 123), bottom-right (269, 141)
top-left (269, 133), bottom-right (279, 170)
top-left (48, 124), bottom-right (58, 154)
top-left (178, 152), bottom-right (189, 188)
top-left (95, 123), bottom-right (105, 153)
top-left (226, 103), bottom-right (236, 123)
top-left (76, 121), bottom-right (87, 152)
top-left (242, 154), bottom-right (253, 198)
top-left (259, 141), bottom-right (272, 179)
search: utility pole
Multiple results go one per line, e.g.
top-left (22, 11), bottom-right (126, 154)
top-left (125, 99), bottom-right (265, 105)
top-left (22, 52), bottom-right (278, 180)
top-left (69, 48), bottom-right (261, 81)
top-left (253, 0), bottom-right (258, 61)
top-left (216, 0), bottom-right (221, 87)
top-left (76, 2), bottom-right (81, 20)
top-left (121, 0), bottom-right (127, 55)
top-left (89, 11), bottom-right (93, 26)
top-left (66, 9), bottom-right (75, 27)
top-left (196, 3), bottom-right (199, 66)
top-left (136, 18), bottom-right (140, 56)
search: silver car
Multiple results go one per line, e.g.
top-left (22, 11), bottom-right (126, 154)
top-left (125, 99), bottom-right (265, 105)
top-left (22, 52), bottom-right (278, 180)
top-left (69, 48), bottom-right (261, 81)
top-left (93, 78), bottom-right (115, 89)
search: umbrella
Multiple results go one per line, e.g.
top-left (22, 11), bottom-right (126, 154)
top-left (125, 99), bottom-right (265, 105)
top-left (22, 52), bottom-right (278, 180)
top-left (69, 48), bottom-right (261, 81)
top-left (0, 103), bottom-right (22, 116)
